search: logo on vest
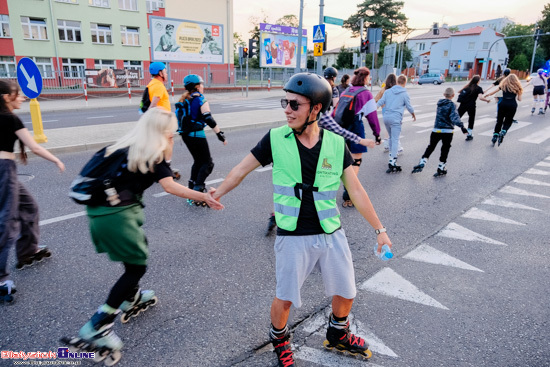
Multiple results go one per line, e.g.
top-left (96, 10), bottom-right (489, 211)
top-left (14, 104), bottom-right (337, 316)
top-left (321, 158), bottom-right (332, 170)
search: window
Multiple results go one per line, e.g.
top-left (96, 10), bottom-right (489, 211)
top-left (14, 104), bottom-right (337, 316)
top-left (443, 50), bottom-right (448, 57)
top-left (124, 60), bottom-right (142, 76)
top-left (62, 58), bottom-right (85, 78)
top-left (119, 0), bottom-right (137, 11)
top-left (0, 56), bottom-right (16, 78)
top-left (0, 15), bottom-right (10, 38)
top-left (21, 17), bottom-right (48, 40)
top-left (58, 20), bottom-right (81, 42)
top-left (33, 57), bottom-right (54, 78)
top-left (146, 0), bottom-right (164, 13)
top-left (91, 23), bottom-right (112, 44)
top-left (464, 62), bottom-right (473, 71)
top-left (120, 26), bottom-right (139, 46)
top-left (417, 43), bottom-right (425, 51)
top-left (56, 0), bottom-right (78, 3)
top-left (89, 0), bottom-right (110, 7)
top-left (468, 42), bottom-right (475, 50)
top-left (94, 59), bottom-right (115, 69)
top-left (482, 42), bottom-right (489, 50)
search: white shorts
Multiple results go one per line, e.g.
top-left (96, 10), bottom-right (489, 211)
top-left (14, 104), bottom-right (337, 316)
top-left (274, 228), bottom-right (356, 308)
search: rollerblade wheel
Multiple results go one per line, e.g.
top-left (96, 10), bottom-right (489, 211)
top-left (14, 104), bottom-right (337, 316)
top-left (150, 296), bottom-right (159, 306)
top-left (120, 313), bottom-right (131, 324)
top-left (104, 350), bottom-right (122, 366)
top-left (93, 348), bottom-right (109, 363)
top-left (323, 340), bottom-right (334, 351)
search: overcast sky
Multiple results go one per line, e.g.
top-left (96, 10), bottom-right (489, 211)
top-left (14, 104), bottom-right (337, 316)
top-left (233, 0), bottom-right (545, 50)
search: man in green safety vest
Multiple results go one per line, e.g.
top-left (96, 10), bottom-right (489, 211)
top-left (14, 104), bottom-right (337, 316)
top-left (209, 73), bottom-right (392, 366)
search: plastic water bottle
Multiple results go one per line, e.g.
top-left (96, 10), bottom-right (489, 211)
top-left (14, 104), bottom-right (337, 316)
top-left (374, 244), bottom-right (393, 261)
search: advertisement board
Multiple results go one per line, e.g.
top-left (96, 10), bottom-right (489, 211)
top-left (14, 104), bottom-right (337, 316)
top-left (85, 69), bottom-right (140, 88)
top-left (259, 24), bottom-right (307, 69)
top-left (150, 16), bottom-right (224, 64)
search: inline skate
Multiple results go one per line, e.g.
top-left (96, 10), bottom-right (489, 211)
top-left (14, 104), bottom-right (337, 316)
top-left (412, 158), bottom-right (427, 174)
top-left (323, 316), bottom-right (372, 360)
top-left (433, 162), bottom-right (447, 177)
top-left (0, 280), bottom-right (16, 303)
top-left (16, 246), bottom-right (51, 270)
top-left (270, 327), bottom-right (295, 367)
top-left (120, 288), bottom-right (158, 323)
top-left (386, 157), bottom-right (402, 173)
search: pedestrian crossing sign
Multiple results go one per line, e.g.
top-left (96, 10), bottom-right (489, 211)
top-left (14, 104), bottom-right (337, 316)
top-left (313, 24), bottom-right (325, 43)
top-left (314, 42), bottom-right (323, 56)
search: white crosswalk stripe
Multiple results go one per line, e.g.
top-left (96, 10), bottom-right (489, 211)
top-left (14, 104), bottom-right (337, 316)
top-left (479, 121), bottom-right (532, 136)
top-left (519, 126), bottom-right (550, 144)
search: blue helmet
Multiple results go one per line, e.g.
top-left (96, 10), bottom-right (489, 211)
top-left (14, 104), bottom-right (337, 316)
top-left (149, 62), bottom-right (166, 75)
top-left (184, 74), bottom-right (204, 90)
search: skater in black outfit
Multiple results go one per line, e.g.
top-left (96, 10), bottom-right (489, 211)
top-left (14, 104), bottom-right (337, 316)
top-left (456, 75), bottom-right (490, 141)
top-left (176, 74), bottom-right (227, 206)
top-left (412, 87), bottom-right (468, 177)
top-left (485, 74), bottom-right (523, 146)
top-left (0, 81), bottom-right (65, 303)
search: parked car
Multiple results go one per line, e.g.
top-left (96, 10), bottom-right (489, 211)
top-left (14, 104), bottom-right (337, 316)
top-left (418, 73), bottom-right (445, 85)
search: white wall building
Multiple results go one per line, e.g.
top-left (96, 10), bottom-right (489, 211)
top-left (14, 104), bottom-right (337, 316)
top-left (407, 26), bottom-right (453, 60)
top-left (453, 17), bottom-right (514, 33)
top-left (429, 26), bottom-right (508, 78)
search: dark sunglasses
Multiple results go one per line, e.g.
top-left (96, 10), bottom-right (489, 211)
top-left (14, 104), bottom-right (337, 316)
top-left (281, 99), bottom-right (309, 111)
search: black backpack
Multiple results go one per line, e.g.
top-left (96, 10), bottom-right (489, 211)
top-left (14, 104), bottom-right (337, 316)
top-left (457, 88), bottom-right (469, 103)
top-left (175, 96), bottom-right (206, 135)
top-left (333, 87), bottom-right (367, 129)
top-left (69, 147), bottom-right (129, 205)
top-left (139, 87), bottom-right (150, 113)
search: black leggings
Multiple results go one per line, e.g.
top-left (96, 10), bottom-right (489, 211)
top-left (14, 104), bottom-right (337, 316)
top-left (105, 263), bottom-right (147, 309)
top-left (494, 104), bottom-right (517, 134)
top-left (181, 134), bottom-right (214, 188)
top-left (458, 103), bottom-right (476, 130)
top-left (422, 132), bottom-right (453, 163)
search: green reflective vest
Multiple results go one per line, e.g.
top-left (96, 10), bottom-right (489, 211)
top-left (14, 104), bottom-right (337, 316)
top-left (270, 125), bottom-right (344, 233)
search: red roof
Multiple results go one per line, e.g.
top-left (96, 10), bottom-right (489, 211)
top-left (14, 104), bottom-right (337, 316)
top-left (408, 28), bottom-right (453, 40)
top-left (452, 26), bottom-right (485, 36)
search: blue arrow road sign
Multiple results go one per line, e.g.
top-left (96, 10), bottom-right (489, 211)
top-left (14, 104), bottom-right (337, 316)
top-left (17, 57), bottom-right (43, 99)
top-left (313, 24), bottom-right (325, 43)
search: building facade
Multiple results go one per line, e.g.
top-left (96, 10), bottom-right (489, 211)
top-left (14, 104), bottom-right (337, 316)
top-left (453, 17), bottom-right (514, 33)
top-left (0, 0), bottom-right (234, 86)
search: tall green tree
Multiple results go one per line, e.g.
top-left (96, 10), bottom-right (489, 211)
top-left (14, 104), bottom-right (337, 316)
top-left (508, 54), bottom-right (529, 71)
top-left (276, 15), bottom-right (299, 27)
top-left (249, 11), bottom-right (270, 40)
top-left (501, 23), bottom-right (536, 64)
top-left (336, 46), bottom-right (354, 69)
top-left (344, 0), bottom-right (409, 42)
top-left (538, 3), bottom-right (550, 63)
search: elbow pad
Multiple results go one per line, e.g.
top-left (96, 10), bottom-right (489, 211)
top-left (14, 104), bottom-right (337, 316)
top-left (202, 112), bottom-right (217, 129)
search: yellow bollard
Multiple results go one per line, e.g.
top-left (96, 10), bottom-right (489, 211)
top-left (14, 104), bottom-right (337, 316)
top-left (29, 98), bottom-right (47, 143)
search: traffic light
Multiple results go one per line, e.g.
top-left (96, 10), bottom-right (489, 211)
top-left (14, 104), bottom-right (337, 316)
top-left (248, 39), bottom-right (258, 58)
top-left (360, 38), bottom-right (369, 53)
top-left (243, 47), bottom-right (248, 58)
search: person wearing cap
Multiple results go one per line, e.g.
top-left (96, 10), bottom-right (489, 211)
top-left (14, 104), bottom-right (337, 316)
top-left (324, 66), bottom-right (339, 111)
top-left (175, 74), bottom-right (227, 204)
top-left (209, 73), bottom-right (392, 366)
top-left (147, 62), bottom-right (171, 112)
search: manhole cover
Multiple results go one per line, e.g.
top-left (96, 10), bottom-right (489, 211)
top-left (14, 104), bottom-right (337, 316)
top-left (17, 173), bottom-right (35, 182)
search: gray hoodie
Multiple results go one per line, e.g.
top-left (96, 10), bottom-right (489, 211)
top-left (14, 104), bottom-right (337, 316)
top-left (376, 85), bottom-right (414, 123)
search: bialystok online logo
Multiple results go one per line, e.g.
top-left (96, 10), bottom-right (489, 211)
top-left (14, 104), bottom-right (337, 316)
top-left (1, 348), bottom-right (95, 360)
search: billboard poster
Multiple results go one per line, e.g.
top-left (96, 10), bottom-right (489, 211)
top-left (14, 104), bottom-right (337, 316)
top-left (150, 16), bottom-right (224, 64)
top-left (260, 32), bottom-right (307, 69)
top-left (85, 69), bottom-right (140, 88)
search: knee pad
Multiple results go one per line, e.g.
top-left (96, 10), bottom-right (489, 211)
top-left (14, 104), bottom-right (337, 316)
top-left (352, 158), bottom-right (362, 167)
top-left (206, 161), bottom-right (214, 175)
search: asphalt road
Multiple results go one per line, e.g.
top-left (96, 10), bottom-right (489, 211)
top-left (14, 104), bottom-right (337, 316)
top-left (2, 84), bottom-right (550, 367)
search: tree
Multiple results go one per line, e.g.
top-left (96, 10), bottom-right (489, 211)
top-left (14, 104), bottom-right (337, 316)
top-left (276, 15), bottom-right (299, 27)
top-left (508, 54), bottom-right (529, 71)
top-left (344, 0), bottom-right (409, 42)
top-left (501, 23), bottom-right (536, 65)
top-left (539, 3), bottom-right (550, 62)
top-left (249, 11), bottom-right (270, 40)
top-left (233, 32), bottom-right (245, 53)
top-left (336, 46), bottom-right (354, 69)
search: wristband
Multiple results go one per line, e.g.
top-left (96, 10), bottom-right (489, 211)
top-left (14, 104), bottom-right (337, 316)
top-left (375, 227), bottom-right (386, 235)
top-left (217, 131), bottom-right (226, 142)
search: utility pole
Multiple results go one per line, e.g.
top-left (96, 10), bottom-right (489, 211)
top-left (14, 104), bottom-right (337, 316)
top-left (530, 23), bottom-right (539, 74)
top-left (295, 0), bottom-right (304, 74)
top-left (360, 18), bottom-right (364, 67)
top-left (316, 0), bottom-right (324, 75)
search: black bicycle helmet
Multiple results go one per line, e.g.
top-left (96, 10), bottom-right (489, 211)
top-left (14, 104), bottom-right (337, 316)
top-left (323, 67), bottom-right (338, 79)
top-left (283, 73), bottom-right (332, 114)
top-left (503, 68), bottom-right (511, 76)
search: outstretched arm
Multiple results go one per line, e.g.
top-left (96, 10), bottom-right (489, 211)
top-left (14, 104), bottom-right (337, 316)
top-left (211, 153), bottom-right (261, 200)
top-left (318, 114), bottom-right (375, 148)
top-left (341, 166), bottom-right (391, 251)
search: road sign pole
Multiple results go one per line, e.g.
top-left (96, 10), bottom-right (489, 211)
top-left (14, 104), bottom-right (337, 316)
top-left (360, 19), bottom-right (364, 67)
top-left (29, 99), bottom-right (47, 143)
top-left (316, 0), bottom-right (324, 75)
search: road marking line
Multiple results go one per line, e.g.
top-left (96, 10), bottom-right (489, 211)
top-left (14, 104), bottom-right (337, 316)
top-left (482, 196), bottom-right (541, 211)
top-left (403, 244), bottom-right (483, 272)
top-left (255, 166), bottom-right (273, 172)
top-left (514, 176), bottom-right (550, 187)
top-left (39, 211), bottom-right (86, 226)
top-left (461, 207), bottom-right (525, 225)
top-left (86, 115), bottom-right (115, 119)
top-left (437, 222), bottom-right (506, 246)
top-left (519, 126), bottom-right (550, 144)
top-left (499, 186), bottom-right (550, 199)
top-left (360, 267), bottom-right (449, 310)
top-left (524, 168), bottom-right (550, 176)
top-left (479, 121), bottom-right (532, 136)
top-left (43, 120), bottom-right (59, 123)
top-left (536, 162), bottom-right (550, 168)
top-left (295, 346), bottom-right (385, 366)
